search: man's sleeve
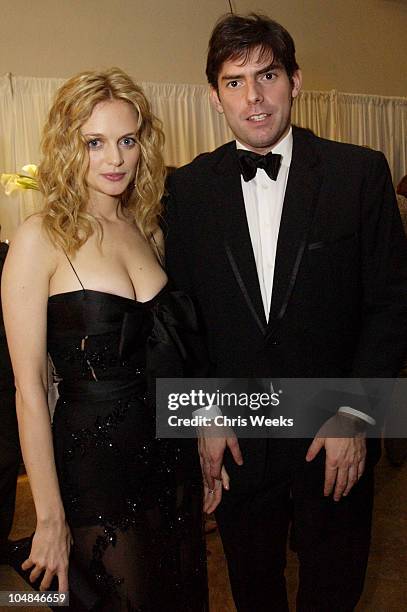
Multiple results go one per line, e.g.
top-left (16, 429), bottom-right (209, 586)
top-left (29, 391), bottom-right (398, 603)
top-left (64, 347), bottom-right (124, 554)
top-left (352, 151), bottom-right (407, 377)
top-left (348, 153), bottom-right (407, 427)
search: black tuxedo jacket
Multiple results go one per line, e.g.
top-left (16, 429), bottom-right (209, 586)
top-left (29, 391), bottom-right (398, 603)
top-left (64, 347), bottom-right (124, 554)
top-left (164, 126), bottom-right (407, 425)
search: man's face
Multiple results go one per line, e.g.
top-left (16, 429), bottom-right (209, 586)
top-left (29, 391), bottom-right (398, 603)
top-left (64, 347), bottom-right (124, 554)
top-left (210, 48), bottom-right (302, 154)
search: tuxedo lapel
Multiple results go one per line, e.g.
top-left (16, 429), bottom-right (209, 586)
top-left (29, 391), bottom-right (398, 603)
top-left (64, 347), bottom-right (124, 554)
top-left (269, 127), bottom-right (323, 325)
top-left (211, 144), bottom-right (267, 334)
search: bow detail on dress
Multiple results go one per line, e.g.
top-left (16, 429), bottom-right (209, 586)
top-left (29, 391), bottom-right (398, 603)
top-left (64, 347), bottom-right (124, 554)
top-left (147, 291), bottom-right (204, 379)
top-left (149, 291), bottom-right (198, 355)
top-left (119, 290), bottom-right (206, 379)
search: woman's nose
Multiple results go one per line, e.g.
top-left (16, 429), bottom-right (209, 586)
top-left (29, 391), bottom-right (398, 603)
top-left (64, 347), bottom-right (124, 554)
top-left (107, 144), bottom-right (124, 166)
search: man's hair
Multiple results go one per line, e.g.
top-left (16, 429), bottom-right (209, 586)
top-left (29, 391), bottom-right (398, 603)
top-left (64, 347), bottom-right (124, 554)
top-left (206, 13), bottom-right (299, 90)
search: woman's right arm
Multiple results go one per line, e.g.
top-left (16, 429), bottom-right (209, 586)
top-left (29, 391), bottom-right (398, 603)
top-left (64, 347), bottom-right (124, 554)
top-left (1, 217), bottom-right (71, 592)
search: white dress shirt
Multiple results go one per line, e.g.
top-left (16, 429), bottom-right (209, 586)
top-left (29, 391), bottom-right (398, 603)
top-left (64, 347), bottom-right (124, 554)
top-left (237, 127), bottom-right (292, 322)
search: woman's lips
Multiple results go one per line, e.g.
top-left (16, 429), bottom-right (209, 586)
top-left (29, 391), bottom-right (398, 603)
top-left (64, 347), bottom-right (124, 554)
top-left (101, 173), bottom-right (126, 181)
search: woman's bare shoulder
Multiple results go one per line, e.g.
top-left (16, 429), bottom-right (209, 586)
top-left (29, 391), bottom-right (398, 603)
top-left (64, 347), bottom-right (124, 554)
top-left (8, 214), bottom-right (58, 270)
top-left (12, 214), bottom-right (53, 248)
top-left (14, 213), bottom-right (44, 236)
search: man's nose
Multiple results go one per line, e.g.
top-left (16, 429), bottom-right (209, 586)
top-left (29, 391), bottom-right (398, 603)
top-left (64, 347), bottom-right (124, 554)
top-left (246, 80), bottom-right (263, 105)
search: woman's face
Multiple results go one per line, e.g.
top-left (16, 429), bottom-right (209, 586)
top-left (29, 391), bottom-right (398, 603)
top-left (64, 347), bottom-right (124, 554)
top-left (81, 98), bottom-right (140, 203)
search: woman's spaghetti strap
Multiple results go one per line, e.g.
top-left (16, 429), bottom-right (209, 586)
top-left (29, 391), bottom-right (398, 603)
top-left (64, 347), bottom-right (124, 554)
top-left (63, 251), bottom-right (85, 291)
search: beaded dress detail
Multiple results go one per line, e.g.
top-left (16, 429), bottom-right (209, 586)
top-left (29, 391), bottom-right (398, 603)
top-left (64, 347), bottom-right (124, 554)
top-left (48, 263), bottom-right (207, 612)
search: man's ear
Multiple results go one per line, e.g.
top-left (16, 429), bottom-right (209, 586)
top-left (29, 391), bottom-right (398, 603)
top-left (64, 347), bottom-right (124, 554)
top-left (209, 86), bottom-right (224, 114)
top-left (291, 69), bottom-right (302, 100)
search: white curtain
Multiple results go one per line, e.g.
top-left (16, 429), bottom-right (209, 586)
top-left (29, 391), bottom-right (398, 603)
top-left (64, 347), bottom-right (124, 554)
top-left (0, 74), bottom-right (19, 240)
top-left (293, 90), bottom-right (337, 140)
top-left (1, 74), bottom-right (406, 240)
top-left (142, 82), bottom-right (233, 167)
top-left (336, 92), bottom-right (407, 185)
top-left (0, 75), bottom-right (65, 239)
top-left (11, 76), bottom-right (65, 219)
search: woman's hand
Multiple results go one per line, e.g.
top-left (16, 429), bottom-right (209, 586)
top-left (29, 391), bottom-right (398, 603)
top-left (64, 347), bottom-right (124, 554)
top-left (203, 465), bottom-right (230, 514)
top-left (22, 519), bottom-right (72, 592)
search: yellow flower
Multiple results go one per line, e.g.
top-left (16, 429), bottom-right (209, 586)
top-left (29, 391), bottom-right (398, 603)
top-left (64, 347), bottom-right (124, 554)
top-left (0, 165), bottom-right (39, 195)
top-left (21, 164), bottom-right (38, 177)
top-left (0, 174), bottom-right (20, 195)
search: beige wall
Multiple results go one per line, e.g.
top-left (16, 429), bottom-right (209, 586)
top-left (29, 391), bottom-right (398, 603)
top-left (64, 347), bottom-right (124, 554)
top-left (0, 0), bottom-right (406, 96)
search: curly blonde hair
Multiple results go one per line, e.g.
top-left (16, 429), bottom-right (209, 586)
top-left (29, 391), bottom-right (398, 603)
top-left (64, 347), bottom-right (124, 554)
top-left (38, 68), bottom-right (165, 254)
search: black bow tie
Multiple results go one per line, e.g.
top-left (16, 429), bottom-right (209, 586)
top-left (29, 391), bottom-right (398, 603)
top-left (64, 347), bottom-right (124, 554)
top-left (237, 149), bottom-right (282, 182)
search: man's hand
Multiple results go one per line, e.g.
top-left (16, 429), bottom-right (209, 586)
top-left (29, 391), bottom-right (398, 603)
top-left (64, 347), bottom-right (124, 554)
top-left (197, 423), bottom-right (243, 505)
top-left (306, 413), bottom-right (367, 502)
top-left (203, 466), bottom-right (230, 513)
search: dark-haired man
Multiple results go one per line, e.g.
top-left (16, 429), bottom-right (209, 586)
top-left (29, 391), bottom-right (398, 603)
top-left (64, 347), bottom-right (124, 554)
top-left (165, 13), bottom-right (407, 612)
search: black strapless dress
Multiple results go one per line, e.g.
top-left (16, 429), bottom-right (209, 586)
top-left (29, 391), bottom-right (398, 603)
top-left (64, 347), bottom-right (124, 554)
top-left (47, 287), bottom-right (208, 611)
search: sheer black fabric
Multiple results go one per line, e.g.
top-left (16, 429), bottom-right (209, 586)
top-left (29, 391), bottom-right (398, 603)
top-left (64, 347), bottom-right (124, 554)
top-left (48, 288), bottom-right (208, 611)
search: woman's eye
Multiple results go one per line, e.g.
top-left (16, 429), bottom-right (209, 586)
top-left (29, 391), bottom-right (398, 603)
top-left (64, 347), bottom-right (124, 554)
top-left (120, 137), bottom-right (137, 147)
top-left (87, 139), bottom-right (102, 149)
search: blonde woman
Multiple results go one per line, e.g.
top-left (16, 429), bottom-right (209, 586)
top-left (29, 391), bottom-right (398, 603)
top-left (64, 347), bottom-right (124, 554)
top-left (2, 69), bottom-right (207, 611)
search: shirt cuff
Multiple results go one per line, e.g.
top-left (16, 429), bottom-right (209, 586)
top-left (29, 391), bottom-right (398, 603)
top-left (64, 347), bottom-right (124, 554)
top-left (338, 406), bottom-right (376, 426)
top-left (192, 405), bottom-right (223, 420)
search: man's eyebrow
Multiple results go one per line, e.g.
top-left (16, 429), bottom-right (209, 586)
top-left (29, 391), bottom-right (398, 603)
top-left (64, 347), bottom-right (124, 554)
top-left (220, 73), bottom-right (244, 82)
top-left (255, 62), bottom-right (283, 76)
top-left (221, 62), bottom-right (283, 81)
